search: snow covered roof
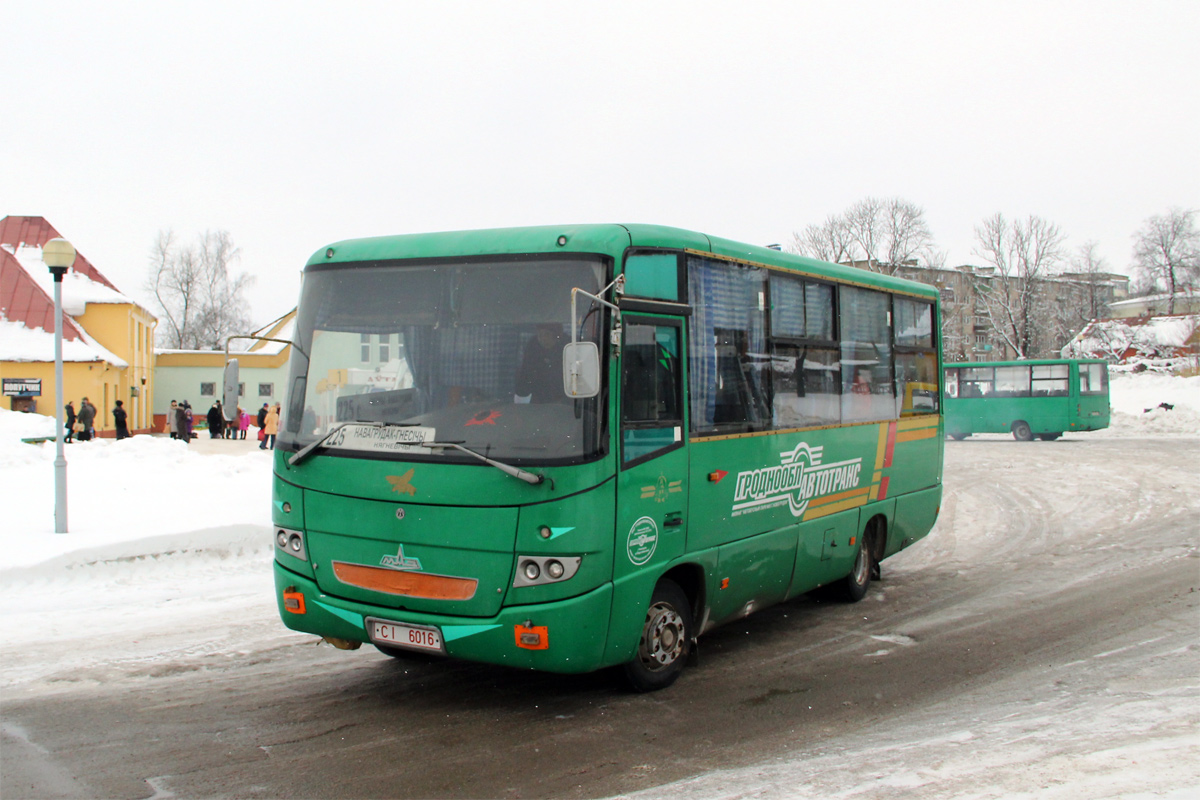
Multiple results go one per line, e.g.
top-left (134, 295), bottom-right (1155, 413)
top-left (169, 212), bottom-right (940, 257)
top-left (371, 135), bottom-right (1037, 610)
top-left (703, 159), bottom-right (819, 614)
top-left (1065, 314), bottom-right (1199, 361)
top-left (0, 315), bottom-right (128, 365)
top-left (0, 216), bottom-right (143, 366)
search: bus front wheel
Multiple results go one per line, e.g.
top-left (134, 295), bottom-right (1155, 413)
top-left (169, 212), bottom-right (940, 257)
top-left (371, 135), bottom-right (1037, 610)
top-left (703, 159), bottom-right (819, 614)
top-left (623, 579), bottom-right (693, 692)
top-left (1012, 421), bottom-right (1033, 441)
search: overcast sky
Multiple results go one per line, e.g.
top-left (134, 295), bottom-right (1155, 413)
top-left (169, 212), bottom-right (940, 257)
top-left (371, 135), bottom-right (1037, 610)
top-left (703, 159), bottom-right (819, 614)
top-left (5, 1), bottom-right (1197, 325)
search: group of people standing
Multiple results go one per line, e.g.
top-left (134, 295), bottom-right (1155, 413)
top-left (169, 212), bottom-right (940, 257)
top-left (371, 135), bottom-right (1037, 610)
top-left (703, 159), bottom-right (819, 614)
top-left (205, 401), bottom-right (252, 440)
top-left (63, 397), bottom-right (130, 442)
top-left (164, 398), bottom-right (278, 448)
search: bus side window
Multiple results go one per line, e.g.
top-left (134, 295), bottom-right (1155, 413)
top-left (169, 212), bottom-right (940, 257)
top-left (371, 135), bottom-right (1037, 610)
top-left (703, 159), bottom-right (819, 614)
top-left (622, 322), bottom-right (683, 464)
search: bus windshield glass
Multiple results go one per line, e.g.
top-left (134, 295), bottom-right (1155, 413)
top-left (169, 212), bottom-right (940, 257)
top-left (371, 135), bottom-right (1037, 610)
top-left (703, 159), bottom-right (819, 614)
top-left (280, 256), bottom-right (609, 464)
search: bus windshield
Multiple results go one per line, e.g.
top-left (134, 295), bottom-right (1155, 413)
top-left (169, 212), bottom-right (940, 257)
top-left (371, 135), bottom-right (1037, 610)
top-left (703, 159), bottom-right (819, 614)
top-left (280, 256), bottom-right (609, 465)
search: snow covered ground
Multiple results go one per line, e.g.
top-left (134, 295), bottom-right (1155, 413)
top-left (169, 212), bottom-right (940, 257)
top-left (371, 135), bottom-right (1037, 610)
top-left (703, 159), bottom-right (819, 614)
top-left (0, 370), bottom-right (1196, 797)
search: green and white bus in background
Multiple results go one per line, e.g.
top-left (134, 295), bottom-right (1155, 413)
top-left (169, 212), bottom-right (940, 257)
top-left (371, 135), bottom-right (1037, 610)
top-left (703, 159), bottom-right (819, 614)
top-left (268, 225), bottom-right (943, 690)
top-left (943, 358), bottom-right (1110, 441)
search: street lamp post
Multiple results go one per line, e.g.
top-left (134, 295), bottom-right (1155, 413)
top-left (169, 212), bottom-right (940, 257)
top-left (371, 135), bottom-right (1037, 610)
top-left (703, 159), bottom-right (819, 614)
top-left (43, 237), bottom-right (75, 534)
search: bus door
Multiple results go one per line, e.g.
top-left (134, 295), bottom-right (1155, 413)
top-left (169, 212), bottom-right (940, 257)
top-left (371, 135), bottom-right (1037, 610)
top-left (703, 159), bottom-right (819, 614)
top-left (614, 316), bottom-right (689, 582)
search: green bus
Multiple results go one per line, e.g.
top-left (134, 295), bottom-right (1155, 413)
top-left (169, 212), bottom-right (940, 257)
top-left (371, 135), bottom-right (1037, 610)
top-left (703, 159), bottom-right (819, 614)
top-left (943, 358), bottom-right (1110, 441)
top-left (269, 225), bottom-right (943, 690)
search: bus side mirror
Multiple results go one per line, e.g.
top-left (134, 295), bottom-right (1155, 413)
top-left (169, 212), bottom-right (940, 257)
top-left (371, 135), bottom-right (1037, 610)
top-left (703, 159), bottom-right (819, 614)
top-left (563, 342), bottom-right (600, 398)
top-left (223, 358), bottom-right (240, 412)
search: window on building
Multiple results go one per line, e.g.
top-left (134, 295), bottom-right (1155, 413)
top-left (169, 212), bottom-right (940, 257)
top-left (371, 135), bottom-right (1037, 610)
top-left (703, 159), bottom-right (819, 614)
top-left (361, 333), bottom-right (371, 362)
top-left (379, 333), bottom-right (390, 363)
top-left (258, 383), bottom-right (274, 397)
top-left (200, 382), bottom-right (216, 396)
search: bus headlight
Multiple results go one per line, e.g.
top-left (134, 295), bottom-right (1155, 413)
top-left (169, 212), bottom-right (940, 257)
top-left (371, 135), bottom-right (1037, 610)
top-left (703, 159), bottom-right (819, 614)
top-left (275, 526), bottom-right (307, 562)
top-left (513, 555), bottom-right (581, 587)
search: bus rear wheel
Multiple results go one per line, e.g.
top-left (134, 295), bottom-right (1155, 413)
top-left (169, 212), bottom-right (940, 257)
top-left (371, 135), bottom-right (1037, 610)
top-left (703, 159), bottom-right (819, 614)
top-left (949, 433), bottom-right (968, 440)
top-left (623, 579), bottom-right (693, 692)
top-left (1038, 432), bottom-right (1062, 441)
top-left (1012, 421), bottom-right (1033, 441)
top-left (834, 536), bottom-right (874, 603)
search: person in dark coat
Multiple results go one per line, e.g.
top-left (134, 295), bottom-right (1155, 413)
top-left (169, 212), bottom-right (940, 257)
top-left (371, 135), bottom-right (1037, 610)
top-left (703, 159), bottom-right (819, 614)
top-left (257, 403), bottom-right (269, 429)
top-left (113, 400), bottom-right (130, 440)
top-left (176, 402), bottom-right (190, 445)
top-left (207, 402), bottom-right (224, 439)
top-left (64, 401), bottom-right (76, 443)
top-left (76, 397), bottom-right (96, 442)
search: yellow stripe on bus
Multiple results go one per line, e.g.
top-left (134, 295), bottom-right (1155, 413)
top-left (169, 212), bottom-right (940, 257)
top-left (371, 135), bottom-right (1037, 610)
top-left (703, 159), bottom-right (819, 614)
top-left (874, 423), bottom-right (889, 471)
top-left (896, 416), bottom-right (940, 432)
top-left (806, 486), bottom-right (871, 509)
top-left (896, 428), bottom-right (940, 443)
top-left (804, 494), bottom-right (869, 520)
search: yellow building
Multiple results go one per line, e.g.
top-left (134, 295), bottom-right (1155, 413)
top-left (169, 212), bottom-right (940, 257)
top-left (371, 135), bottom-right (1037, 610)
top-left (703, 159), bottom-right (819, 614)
top-left (0, 216), bottom-right (157, 435)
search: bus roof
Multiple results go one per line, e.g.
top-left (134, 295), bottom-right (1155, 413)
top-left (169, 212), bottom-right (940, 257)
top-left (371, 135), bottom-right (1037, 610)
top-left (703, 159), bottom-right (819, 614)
top-left (307, 223), bottom-right (938, 300)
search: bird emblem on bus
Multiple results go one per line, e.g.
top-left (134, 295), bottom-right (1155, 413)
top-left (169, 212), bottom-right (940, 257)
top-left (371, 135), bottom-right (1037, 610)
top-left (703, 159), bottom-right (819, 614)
top-left (386, 469), bottom-right (417, 496)
top-left (465, 410), bottom-right (502, 426)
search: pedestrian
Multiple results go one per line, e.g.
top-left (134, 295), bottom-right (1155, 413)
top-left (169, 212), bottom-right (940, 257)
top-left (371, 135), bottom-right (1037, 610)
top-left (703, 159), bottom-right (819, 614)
top-left (238, 407), bottom-right (249, 440)
top-left (261, 402), bottom-right (280, 450)
top-left (257, 402), bottom-right (269, 430)
top-left (207, 402), bottom-right (224, 439)
top-left (77, 397), bottom-right (95, 441)
top-left (184, 401), bottom-right (195, 440)
top-left (64, 400), bottom-right (76, 443)
top-left (224, 404), bottom-right (237, 439)
top-left (113, 400), bottom-right (130, 440)
top-left (175, 401), bottom-right (190, 445)
top-left (167, 400), bottom-right (178, 439)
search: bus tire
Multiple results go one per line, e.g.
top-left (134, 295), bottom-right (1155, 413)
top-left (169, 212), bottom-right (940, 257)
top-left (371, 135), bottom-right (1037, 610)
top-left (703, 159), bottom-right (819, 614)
top-left (949, 433), bottom-right (968, 440)
top-left (1038, 432), bottom-right (1062, 441)
top-left (832, 536), bottom-right (874, 603)
top-left (623, 579), bottom-right (693, 692)
top-left (1012, 421), bottom-right (1033, 441)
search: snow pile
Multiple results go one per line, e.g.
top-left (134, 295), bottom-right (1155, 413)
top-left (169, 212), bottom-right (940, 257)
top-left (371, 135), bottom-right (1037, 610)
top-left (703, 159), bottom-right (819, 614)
top-left (1101, 370), bottom-right (1200, 438)
top-left (0, 413), bottom-right (273, 570)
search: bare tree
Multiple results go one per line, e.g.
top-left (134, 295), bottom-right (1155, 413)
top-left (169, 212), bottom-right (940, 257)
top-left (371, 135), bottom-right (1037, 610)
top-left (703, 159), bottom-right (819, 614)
top-left (789, 214), bottom-right (853, 264)
top-left (971, 213), bottom-right (1067, 358)
top-left (1070, 241), bottom-right (1111, 323)
top-left (793, 196), bottom-right (939, 273)
top-left (146, 229), bottom-right (255, 350)
top-left (1132, 208), bottom-right (1199, 314)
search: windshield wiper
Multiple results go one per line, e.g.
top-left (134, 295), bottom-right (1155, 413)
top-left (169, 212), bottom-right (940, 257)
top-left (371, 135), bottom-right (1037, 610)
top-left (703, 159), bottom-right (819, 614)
top-left (424, 441), bottom-right (546, 486)
top-left (287, 420), bottom-right (419, 467)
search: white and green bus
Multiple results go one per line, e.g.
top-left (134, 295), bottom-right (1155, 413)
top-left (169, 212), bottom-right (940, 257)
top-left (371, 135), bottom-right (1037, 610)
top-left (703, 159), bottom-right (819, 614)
top-left (269, 225), bottom-right (944, 690)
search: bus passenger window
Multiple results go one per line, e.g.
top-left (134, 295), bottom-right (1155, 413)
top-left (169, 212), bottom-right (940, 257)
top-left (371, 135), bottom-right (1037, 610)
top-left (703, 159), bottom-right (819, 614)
top-left (840, 286), bottom-right (894, 423)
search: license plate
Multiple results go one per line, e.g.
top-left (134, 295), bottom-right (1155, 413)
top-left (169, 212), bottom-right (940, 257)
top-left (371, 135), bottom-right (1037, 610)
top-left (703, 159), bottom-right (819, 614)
top-left (367, 618), bottom-right (445, 654)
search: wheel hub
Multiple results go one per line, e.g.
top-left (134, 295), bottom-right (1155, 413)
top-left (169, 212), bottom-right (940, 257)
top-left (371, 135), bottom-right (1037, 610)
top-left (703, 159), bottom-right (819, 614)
top-left (641, 603), bottom-right (685, 668)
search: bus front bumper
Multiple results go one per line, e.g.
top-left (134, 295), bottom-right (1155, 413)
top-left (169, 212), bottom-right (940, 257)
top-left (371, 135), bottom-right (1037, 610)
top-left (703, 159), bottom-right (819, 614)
top-left (274, 563), bottom-right (614, 674)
